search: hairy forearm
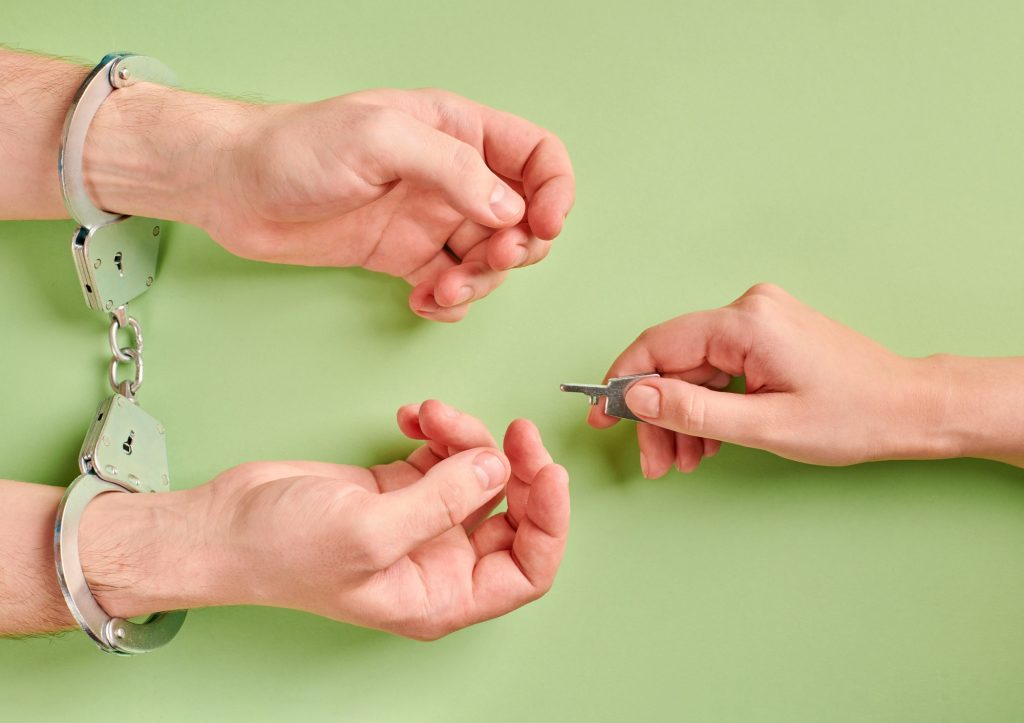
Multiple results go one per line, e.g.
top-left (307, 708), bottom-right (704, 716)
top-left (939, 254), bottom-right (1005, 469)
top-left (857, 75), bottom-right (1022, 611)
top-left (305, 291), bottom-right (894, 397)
top-left (84, 78), bottom-right (251, 230)
top-left (0, 480), bottom-right (230, 636)
top-left (0, 49), bottom-right (88, 218)
top-left (0, 482), bottom-right (74, 632)
top-left (0, 47), bottom-right (249, 226)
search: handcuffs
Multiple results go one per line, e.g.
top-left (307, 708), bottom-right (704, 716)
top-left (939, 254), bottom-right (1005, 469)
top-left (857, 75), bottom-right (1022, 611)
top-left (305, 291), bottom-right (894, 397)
top-left (53, 53), bottom-right (185, 655)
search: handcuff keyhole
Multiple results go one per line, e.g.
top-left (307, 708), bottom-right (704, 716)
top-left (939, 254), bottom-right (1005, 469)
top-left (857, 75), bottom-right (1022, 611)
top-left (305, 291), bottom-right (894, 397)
top-left (114, 251), bottom-right (124, 277)
top-left (122, 430), bottom-right (135, 456)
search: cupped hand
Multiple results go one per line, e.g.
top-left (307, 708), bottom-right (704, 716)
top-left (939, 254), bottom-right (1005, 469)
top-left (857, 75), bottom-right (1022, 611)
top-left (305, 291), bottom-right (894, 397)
top-left (207, 89), bottom-right (575, 322)
top-left (204, 400), bottom-right (570, 639)
top-left (588, 283), bottom-right (944, 474)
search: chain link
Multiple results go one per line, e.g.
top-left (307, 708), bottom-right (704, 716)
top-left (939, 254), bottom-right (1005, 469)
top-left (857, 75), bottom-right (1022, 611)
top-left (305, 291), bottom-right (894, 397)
top-left (108, 305), bottom-right (144, 399)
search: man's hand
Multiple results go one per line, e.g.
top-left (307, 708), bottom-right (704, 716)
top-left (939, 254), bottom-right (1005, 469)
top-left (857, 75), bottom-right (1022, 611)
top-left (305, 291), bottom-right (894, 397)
top-left (85, 83), bottom-right (574, 322)
top-left (72, 401), bottom-right (569, 640)
top-left (588, 283), bottom-right (1024, 475)
top-left (0, 49), bottom-right (574, 321)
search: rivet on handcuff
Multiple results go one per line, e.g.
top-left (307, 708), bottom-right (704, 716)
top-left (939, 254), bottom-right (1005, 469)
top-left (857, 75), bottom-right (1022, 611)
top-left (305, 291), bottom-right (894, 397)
top-left (53, 53), bottom-right (185, 655)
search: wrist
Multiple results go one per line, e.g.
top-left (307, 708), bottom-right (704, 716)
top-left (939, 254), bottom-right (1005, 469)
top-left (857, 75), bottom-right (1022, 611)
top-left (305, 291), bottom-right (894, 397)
top-left (888, 355), bottom-right (961, 460)
top-left (78, 484), bottom-right (229, 618)
top-left (83, 82), bottom-right (253, 230)
top-left (909, 354), bottom-right (1024, 465)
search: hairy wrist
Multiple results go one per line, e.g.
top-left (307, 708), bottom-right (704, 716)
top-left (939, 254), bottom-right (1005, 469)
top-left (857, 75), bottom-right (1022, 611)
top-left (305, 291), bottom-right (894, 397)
top-left (83, 82), bottom-right (254, 230)
top-left (79, 485), bottom-right (228, 619)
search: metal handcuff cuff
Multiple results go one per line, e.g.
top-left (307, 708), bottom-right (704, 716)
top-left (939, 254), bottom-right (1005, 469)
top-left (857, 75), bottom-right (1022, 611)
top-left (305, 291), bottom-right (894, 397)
top-left (53, 53), bottom-right (185, 655)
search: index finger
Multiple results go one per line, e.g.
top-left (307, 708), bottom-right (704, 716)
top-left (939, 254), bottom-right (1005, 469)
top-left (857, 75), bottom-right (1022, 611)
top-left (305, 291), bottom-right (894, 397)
top-left (477, 106), bottom-right (575, 241)
top-left (587, 309), bottom-right (750, 428)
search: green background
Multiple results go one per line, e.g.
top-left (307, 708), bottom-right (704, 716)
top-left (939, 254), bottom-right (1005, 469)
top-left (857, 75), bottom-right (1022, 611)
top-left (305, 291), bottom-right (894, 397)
top-left (2, 1), bottom-right (1023, 720)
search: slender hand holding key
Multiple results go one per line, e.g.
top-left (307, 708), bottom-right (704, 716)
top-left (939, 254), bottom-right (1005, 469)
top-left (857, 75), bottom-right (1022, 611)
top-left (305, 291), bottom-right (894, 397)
top-left (561, 374), bottom-right (660, 421)
top-left (0, 48), bottom-right (575, 322)
top-left (586, 283), bottom-right (1024, 477)
top-left (0, 401), bottom-right (570, 640)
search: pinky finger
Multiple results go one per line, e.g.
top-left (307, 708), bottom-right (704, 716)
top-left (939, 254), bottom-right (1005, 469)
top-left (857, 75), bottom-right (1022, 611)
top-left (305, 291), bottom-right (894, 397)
top-left (408, 282), bottom-right (471, 323)
top-left (703, 438), bottom-right (722, 458)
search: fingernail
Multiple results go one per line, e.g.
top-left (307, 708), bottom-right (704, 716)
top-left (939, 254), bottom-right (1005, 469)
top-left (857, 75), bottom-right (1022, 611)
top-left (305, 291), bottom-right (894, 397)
top-left (513, 246), bottom-right (529, 266)
top-left (441, 403), bottom-right (458, 418)
top-left (453, 286), bottom-right (473, 305)
top-left (473, 452), bottom-right (506, 489)
top-left (627, 385), bottom-right (661, 418)
top-left (490, 183), bottom-right (523, 221)
top-left (415, 293), bottom-right (439, 314)
top-left (640, 452), bottom-right (650, 479)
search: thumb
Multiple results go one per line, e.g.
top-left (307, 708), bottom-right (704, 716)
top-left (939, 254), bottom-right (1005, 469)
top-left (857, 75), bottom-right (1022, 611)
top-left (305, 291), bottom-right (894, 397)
top-left (369, 448), bottom-right (510, 567)
top-left (379, 112), bottom-right (525, 227)
top-left (624, 377), bottom-right (774, 449)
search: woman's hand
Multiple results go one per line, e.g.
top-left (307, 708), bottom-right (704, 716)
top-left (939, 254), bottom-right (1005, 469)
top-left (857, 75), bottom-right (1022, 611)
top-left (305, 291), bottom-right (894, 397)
top-left (587, 283), bottom-right (1024, 475)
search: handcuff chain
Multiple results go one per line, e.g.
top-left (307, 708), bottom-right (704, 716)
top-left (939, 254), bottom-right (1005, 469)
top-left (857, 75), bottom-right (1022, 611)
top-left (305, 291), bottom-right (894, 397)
top-left (54, 53), bottom-right (186, 655)
top-left (108, 304), bottom-right (144, 399)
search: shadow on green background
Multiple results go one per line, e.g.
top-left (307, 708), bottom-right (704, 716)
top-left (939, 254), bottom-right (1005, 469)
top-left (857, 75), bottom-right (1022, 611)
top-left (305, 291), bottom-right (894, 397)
top-left (2, 1), bottom-right (1023, 721)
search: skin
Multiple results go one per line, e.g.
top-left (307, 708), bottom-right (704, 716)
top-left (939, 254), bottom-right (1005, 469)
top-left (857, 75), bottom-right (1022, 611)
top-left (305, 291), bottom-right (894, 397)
top-left (0, 48), bottom-right (573, 639)
top-left (0, 401), bottom-right (570, 639)
top-left (0, 48), bottom-right (576, 321)
top-left (589, 283), bottom-right (1024, 476)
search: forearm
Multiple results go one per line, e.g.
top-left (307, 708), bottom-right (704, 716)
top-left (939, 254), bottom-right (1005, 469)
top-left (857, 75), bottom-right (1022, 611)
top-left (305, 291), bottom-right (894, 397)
top-left (0, 479), bottom-right (231, 636)
top-left (918, 355), bottom-right (1024, 467)
top-left (0, 49), bottom-right (88, 218)
top-left (0, 47), bottom-right (248, 226)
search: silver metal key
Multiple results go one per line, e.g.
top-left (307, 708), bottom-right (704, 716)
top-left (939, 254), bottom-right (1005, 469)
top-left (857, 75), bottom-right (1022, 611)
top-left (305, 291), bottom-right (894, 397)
top-left (560, 373), bottom-right (660, 421)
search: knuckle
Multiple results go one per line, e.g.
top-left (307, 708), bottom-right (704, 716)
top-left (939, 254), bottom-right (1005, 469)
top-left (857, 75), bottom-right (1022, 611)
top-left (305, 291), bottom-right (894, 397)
top-left (668, 388), bottom-right (707, 435)
top-left (737, 290), bottom-right (777, 318)
top-left (746, 281), bottom-right (783, 297)
top-left (353, 105), bottom-right (404, 146)
top-left (348, 514), bottom-right (391, 570)
top-left (434, 476), bottom-right (467, 527)
top-left (634, 326), bottom-right (657, 347)
top-left (448, 142), bottom-right (483, 181)
top-left (531, 576), bottom-right (555, 599)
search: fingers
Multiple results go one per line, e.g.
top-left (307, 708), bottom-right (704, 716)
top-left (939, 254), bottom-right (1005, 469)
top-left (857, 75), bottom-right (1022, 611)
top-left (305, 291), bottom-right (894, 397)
top-left (379, 109), bottom-right (526, 229)
top-left (484, 223), bottom-right (552, 271)
top-left (362, 89), bottom-right (574, 240)
top-left (405, 252), bottom-right (470, 323)
top-left (406, 242), bottom-right (510, 320)
top-left (366, 448), bottom-right (510, 568)
top-left (637, 423), bottom-right (675, 479)
top-left (586, 310), bottom-right (751, 429)
top-left (624, 377), bottom-right (777, 449)
top-left (408, 281), bottom-right (470, 323)
top-left (398, 400), bottom-right (497, 470)
top-left (477, 106), bottom-right (576, 239)
top-left (431, 249), bottom-right (509, 309)
top-left (504, 419), bottom-right (554, 485)
top-left (586, 362), bottom-right (732, 429)
top-left (503, 418), bottom-right (555, 528)
top-left (438, 416), bottom-right (556, 553)
top-left (469, 463), bottom-right (570, 622)
top-left (674, 432), bottom-right (704, 473)
top-left (703, 438), bottom-right (722, 458)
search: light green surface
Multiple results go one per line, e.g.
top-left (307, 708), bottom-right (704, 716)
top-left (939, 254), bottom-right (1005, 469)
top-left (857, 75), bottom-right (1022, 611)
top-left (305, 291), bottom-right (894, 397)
top-left (2, 1), bottom-right (1023, 720)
